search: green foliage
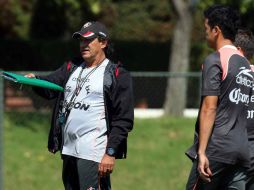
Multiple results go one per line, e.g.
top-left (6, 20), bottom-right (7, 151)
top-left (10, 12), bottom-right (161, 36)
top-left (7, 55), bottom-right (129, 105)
top-left (0, 0), bottom-right (175, 42)
top-left (4, 111), bottom-right (195, 190)
top-left (0, 0), bottom-right (101, 40)
top-left (0, 0), bottom-right (34, 39)
top-left (197, 0), bottom-right (240, 10)
top-left (239, 1), bottom-right (254, 30)
top-left (2, 0), bottom-right (254, 41)
top-left (107, 0), bottom-right (174, 42)
top-left (30, 0), bottom-right (68, 39)
top-left (86, 0), bottom-right (101, 14)
top-left (2, 0), bottom-right (254, 71)
top-left (61, 0), bottom-right (83, 39)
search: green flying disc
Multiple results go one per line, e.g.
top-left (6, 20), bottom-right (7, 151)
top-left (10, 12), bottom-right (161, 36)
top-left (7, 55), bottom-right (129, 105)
top-left (2, 71), bottom-right (64, 92)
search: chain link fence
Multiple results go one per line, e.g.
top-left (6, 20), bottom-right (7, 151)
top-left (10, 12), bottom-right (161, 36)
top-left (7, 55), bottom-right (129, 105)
top-left (2, 71), bottom-right (201, 112)
top-left (132, 72), bottom-right (201, 109)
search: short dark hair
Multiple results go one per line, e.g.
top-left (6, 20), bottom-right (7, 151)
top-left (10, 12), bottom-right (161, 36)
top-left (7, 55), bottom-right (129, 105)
top-left (204, 5), bottom-right (241, 42)
top-left (234, 29), bottom-right (254, 60)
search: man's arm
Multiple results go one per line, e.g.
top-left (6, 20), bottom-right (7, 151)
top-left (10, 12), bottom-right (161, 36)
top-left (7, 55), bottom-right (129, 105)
top-left (106, 67), bottom-right (134, 151)
top-left (99, 67), bottom-right (134, 176)
top-left (198, 95), bottom-right (218, 182)
top-left (31, 63), bottom-right (68, 99)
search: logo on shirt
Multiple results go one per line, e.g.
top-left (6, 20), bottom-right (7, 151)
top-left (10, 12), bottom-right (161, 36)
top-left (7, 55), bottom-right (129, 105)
top-left (72, 77), bottom-right (90, 83)
top-left (247, 110), bottom-right (254, 119)
top-left (85, 85), bottom-right (91, 95)
top-left (236, 67), bottom-right (254, 89)
top-left (237, 67), bottom-right (253, 78)
top-left (229, 88), bottom-right (249, 105)
top-left (63, 100), bottom-right (90, 111)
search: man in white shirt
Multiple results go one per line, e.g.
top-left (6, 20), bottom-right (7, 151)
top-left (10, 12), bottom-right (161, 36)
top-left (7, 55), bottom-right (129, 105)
top-left (27, 21), bottom-right (134, 190)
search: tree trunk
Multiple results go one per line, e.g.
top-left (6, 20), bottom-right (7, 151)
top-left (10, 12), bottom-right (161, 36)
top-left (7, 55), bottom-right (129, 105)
top-left (164, 0), bottom-right (193, 116)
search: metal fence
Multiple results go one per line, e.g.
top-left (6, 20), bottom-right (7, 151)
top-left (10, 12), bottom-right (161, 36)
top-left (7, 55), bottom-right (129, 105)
top-left (2, 71), bottom-right (202, 112)
top-left (132, 72), bottom-right (201, 109)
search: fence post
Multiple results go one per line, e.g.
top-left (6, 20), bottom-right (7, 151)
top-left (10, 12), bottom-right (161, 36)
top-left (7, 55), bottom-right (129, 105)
top-left (0, 73), bottom-right (3, 190)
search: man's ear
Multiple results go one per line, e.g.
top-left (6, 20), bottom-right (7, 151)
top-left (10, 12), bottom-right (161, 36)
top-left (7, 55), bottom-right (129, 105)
top-left (100, 40), bottom-right (108, 49)
top-left (213, 26), bottom-right (221, 35)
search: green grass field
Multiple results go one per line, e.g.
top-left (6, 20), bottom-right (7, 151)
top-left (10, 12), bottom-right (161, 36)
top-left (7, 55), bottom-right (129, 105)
top-left (4, 112), bottom-right (196, 190)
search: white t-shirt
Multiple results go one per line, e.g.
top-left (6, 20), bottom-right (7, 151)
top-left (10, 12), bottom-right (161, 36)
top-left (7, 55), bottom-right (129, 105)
top-left (61, 59), bottom-right (109, 163)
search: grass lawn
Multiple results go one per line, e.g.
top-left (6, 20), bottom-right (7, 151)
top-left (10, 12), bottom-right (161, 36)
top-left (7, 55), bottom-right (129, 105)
top-left (4, 112), bottom-right (195, 190)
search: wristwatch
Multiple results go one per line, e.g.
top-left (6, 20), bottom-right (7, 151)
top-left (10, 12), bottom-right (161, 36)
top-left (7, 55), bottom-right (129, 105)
top-left (106, 147), bottom-right (115, 157)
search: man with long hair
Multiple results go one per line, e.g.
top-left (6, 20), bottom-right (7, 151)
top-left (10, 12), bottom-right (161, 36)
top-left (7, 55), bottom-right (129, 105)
top-left (26, 21), bottom-right (134, 190)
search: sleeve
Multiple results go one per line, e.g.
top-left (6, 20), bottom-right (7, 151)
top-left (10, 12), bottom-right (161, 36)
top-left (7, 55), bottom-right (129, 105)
top-left (32, 62), bottom-right (67, 100)
top-left (107, 67), bottom-right (134, 151)
top-left (201, 53), bottom-right (222, 96)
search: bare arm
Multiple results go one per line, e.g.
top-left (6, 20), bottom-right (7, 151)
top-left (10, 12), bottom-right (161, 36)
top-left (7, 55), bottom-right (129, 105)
top-left (198, 95), bottom-right (218, 182)
top-left (198, 96), bottom-right (218, 154)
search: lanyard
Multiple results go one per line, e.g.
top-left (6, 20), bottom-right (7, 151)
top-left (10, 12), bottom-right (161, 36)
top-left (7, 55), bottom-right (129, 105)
top-left (65, 62), bottom-right (102, 112)
top-left (58, 60), bottom-right (104, 126)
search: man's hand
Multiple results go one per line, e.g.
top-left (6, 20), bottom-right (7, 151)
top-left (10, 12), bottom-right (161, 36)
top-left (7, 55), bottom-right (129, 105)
top-left (99, 154), bottom-right (115, 177)
top-left (198, 153), bottom-right (212, 182)
top-left (24, 73), bottom-right (36, 78)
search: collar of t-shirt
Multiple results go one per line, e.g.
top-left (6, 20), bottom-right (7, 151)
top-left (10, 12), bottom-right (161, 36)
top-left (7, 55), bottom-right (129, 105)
top-left (219, 44), bottom-right (237, 51)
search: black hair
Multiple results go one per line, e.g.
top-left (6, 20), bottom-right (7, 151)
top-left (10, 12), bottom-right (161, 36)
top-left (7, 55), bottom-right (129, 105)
top-left (98, 36), bottom-right (120, 63)
top-left (204, 4), bottom-right (241, 42)
top-left (234, 29), bottom-right (254, 60)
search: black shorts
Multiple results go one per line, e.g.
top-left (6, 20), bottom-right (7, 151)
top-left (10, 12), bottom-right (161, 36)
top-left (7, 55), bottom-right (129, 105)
top-left (62, 155), bottom-right (111, 190)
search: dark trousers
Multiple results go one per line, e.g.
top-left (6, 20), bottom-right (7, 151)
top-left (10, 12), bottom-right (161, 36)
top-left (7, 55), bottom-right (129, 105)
top-left (62, 155), bottom-right (111, 190)
top-left (186, 160), bottom-right (247, 190)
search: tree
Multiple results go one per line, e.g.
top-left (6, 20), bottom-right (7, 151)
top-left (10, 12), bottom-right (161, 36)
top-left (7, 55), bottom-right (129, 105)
top-left (0, 0), bottom-right (34, 39)
top-left (101, 0), bottom-right (173, 42)
top-left (164, 0), bottom-right (197, 116)
top-left (163, 0), bottom-right (254, 116)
